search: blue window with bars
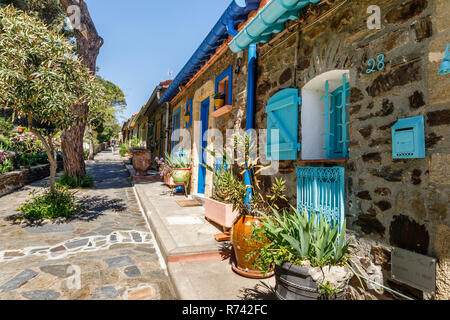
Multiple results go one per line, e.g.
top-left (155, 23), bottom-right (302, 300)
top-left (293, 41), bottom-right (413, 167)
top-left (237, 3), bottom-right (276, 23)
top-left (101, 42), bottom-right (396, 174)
top-left (323, 74), bottom-right (350, 159)
top-left (297, 167), bottom-right (345, 230)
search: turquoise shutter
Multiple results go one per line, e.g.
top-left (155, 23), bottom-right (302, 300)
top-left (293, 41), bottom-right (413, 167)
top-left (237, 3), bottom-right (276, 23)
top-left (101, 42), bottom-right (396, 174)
top-left (324, 74), bottom-right (350, 159)
top-left (322, 80), bottom-right (333, 159)
top-left (266, 88), bottom-right (300, 161)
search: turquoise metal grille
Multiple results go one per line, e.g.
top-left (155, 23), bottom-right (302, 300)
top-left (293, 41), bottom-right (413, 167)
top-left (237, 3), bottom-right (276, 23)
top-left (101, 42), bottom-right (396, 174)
top-left (296, 167), bottom-right (345, 229)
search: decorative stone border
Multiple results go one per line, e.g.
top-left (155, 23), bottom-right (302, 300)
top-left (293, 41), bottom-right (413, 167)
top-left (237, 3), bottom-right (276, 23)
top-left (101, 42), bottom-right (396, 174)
top-left (0, 230), bottom-right (153, 263)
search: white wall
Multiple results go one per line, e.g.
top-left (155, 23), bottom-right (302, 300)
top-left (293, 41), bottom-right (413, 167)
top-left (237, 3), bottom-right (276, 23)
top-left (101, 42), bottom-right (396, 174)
top-left (301, 70), bottom-right (349, 160)
top-left (301, 89), bottom-right (326, 160)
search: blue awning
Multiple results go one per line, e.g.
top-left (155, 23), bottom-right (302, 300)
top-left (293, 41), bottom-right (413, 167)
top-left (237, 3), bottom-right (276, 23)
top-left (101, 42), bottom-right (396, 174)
top-left (158, 0), bottom-right (261, 104)
top-left (229, 0), bottom-right (321, 53)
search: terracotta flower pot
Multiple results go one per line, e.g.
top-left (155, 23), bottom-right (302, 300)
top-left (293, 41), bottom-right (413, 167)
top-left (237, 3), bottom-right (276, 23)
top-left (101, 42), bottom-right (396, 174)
top-left (164, 173), bottom-right (175, 186)
top-left (132, 149), bottom-right (152, 176)
top-left (231, 215), bottom-right (274, 279)
top-left (204, 197), bottom-right (239, 230)
top-left (171, 168), bottom-right (191, 183)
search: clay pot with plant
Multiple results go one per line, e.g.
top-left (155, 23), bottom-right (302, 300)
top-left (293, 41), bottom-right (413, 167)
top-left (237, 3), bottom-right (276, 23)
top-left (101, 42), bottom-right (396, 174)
top-left (165, 151), bottom-right (191, 184)
top-left (249, 207), bottom-right (354, 300)
top-left (201, 149), bottom-right (241, 232)
top-left (211, 134), bottom-right (289, 279)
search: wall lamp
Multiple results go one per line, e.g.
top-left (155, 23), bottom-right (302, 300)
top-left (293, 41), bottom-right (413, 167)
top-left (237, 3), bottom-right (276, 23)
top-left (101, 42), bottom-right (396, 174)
top-left (439, 43), bottom-right (450, 75)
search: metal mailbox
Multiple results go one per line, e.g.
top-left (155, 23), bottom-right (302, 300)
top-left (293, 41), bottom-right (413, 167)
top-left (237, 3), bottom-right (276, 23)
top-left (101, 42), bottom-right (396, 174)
top-left (392, 116), bottom-right (425, 159)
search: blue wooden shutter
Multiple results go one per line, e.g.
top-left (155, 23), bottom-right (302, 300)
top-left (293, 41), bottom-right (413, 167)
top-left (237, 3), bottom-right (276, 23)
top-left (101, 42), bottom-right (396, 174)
top-left (324, 74), bottom-right (350, 159)
top-left (297, 167), bottom-right (345, 231)
top-left (266, 88), bottom-right (300, 161)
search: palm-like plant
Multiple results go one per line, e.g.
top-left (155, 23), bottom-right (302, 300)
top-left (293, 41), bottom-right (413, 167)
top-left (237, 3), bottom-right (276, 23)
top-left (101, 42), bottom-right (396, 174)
top-left (250, 207), bottom-right (350, 273)
top-left (165, 152), bottom-right (191, 169)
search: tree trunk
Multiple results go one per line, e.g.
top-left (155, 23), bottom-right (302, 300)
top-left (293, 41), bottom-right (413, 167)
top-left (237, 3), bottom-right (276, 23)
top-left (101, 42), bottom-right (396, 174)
top-left (60, 0), bottom-right (103, 177)
top-left (88, 122), bottom-right (95, 160)
top-left (48, 155), bottom-right (58, 193)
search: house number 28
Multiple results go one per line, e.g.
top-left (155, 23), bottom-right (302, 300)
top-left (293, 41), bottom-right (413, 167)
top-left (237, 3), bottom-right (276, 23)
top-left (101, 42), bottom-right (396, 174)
top-left (366, 54), bottom-right (385, 74)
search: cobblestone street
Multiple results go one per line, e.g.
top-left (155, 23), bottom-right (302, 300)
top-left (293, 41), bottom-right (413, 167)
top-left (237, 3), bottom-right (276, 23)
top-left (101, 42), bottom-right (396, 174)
top-left (0, 150), bottom-right (175, 300)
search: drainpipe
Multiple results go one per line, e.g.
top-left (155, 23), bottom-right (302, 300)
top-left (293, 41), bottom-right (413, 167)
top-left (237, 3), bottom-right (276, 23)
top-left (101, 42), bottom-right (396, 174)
top-left (244, 44), bottom-right (257, 211)
top-left (164, 102), bottom-right (170, 156)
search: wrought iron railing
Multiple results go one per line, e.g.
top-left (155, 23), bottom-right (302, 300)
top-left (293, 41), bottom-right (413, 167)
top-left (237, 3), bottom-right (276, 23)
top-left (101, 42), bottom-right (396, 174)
top-left (296, 167), bottom-right (345, 230)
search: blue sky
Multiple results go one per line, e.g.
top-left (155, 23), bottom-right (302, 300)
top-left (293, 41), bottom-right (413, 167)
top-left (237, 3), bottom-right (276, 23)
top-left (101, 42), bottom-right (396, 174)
top-left (85, 0), bottom-right (231, 124)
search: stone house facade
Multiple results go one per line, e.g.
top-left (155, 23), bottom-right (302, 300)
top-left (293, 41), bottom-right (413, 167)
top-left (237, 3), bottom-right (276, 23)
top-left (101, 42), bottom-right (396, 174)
top-left (162, 0), bottom-right (448, 299)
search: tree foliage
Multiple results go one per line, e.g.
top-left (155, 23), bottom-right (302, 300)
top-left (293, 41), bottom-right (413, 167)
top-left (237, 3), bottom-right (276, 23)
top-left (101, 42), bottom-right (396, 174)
top-left (0, 5), bottom-right (103, 191)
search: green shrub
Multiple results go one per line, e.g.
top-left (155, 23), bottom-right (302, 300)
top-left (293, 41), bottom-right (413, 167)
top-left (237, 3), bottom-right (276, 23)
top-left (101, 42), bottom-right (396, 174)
top-left (0, 117), bottom-right (14, 137)
top-left (119, 143), bottom-right (129, 157)
top-left (249, 207), bottom-right (350, 273)
top-left (0, 158), bottom-right (13, 174)
top-left (0, 134), bottom-right (12, 150)
top-left (18, 188), bottom-right (79, 220)
top-left (56, 173), bottom-right (94, 189)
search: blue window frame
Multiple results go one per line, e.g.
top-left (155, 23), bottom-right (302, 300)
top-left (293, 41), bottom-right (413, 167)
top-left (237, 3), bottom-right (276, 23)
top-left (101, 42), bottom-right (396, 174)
top-left (185, 99), bottom-right (193, 128)
top-left (323, 74), bottom-right (350, 159)
top-left (215, 66), bottom-right (233, 110)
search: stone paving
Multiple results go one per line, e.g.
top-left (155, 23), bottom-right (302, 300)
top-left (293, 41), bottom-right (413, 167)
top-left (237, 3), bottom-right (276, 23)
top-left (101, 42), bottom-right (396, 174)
top-left (0, 150), bottom-right (175, 300)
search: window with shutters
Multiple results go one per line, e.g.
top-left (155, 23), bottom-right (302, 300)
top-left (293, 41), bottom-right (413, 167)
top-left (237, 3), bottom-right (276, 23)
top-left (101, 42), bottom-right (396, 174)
top-left (301, 70), bottom-right (350, 161)
top-left (266, 88), bottom-right (300, 161)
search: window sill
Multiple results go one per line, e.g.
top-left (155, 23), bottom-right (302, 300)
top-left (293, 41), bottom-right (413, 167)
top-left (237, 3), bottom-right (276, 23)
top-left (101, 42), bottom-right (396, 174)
top-left (298, 159), bottom-right (348, 163)
top-left (212, 105), bottom-right (232, 118)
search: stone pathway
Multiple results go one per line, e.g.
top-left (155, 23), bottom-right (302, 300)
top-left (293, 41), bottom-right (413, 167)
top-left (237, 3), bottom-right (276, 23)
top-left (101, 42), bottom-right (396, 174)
top-left (0, 149), bottom-right (175, 300)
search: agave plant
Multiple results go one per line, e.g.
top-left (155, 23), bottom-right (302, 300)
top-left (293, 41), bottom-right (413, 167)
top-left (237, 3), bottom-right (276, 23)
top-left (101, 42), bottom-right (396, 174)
top-left (249, 206), bottom-right (350, 273)
top-left (165, 152), bottom-right (191, 169)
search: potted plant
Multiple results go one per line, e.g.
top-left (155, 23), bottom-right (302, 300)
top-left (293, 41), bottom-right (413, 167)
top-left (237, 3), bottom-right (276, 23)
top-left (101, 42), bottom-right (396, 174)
top-left (165, 151), bottom-right (191, 184)
top-left (214, 92), bottom-right (226, 109)
top-left (250, 207), bottom-right (353, 300)
top-left (131, 147), bottom-right (152, 176)
top-left (201, 150), bottom-right (240, 231)
top-left (209, 134), bottom-right (287, 279)
top-left (156, 157), bottom-right (173, 185)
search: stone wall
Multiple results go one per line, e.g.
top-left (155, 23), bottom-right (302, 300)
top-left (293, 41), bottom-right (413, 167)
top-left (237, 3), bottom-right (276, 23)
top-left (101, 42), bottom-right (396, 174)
top-left (250, 0), bottom-right (449, 299)
top-left (0, 162), bottom-right (63, 197)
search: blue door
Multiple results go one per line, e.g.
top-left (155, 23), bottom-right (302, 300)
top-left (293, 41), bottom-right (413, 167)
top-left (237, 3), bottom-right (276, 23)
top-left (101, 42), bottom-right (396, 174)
top-left (172, 108), bottom-right (181, 152)
top-left (198, 98), bottom-right (209, 194)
